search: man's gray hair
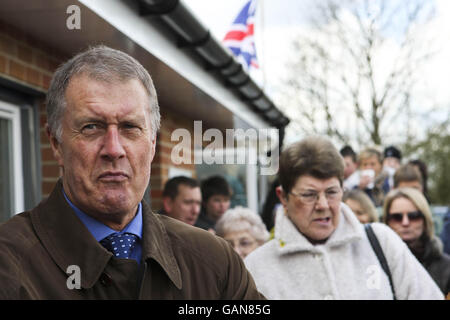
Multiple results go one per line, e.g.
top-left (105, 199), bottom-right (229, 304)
top-left (46, 45), bottom-right (161, 141)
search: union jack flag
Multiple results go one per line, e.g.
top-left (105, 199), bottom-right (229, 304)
top-left (223, 0), bottom-right (259, 71)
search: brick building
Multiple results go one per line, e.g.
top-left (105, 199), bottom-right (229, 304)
top-left (0, 0), bottom-right (288, 222)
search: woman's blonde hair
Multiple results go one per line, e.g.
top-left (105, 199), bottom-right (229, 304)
top-left (343, 189), bottom-right (379, 222)
top-left (382, 187), bottom-right (434, 240)
top-left (215, 206), bottom-right (270, 244)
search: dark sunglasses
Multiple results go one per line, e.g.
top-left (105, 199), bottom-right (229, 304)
top-left (388, 211), bottom-right (423, 222)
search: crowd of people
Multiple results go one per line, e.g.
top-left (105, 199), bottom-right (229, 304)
top-left (160, 138), bottom-right (450, 299)
top-left (0, 46), bottom-right (448, 300)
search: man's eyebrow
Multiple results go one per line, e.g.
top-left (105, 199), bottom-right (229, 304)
top-left (74, 116), bottom-right (104, 125)
top-left (298, 186), bottom-right (340, 192)
top-left (121, 117), bottom-right (145, 124)
top-left (73, 115), bottom-right (146, 126)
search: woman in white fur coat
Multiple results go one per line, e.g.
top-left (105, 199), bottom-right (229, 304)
top-left (244, 136), bottom-right (443, 300)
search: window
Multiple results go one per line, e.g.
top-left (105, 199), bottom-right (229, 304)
top-left (0, 100), bottom-right (24, 221)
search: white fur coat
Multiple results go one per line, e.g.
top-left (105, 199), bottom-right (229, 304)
top-left (244, 203), bottom-right (444, 300)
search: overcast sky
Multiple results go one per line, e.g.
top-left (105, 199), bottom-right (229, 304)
top-left (184, 0), bottom-right (450, 146)
top-left (184, 0), bottom-right (316, 98)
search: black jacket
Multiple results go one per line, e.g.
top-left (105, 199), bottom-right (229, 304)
top-left (414, 236), bottom-right (450, 296)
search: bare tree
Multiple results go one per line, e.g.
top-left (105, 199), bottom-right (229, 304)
top-left (277, 0), bottom-right (436, 147)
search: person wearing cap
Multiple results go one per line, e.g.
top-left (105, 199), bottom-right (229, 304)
top-left (383, 146), bottom-right (402, 190)
top-left (383, 146), bottom-right (402, 171)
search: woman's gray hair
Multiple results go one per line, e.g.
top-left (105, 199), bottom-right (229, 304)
top-left (215, 206), bottom-right (270, 244)
top-left (46, 45), bottom-right (160, 141)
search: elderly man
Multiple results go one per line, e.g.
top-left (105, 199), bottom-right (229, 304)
top-left (0, 46), bottom-right (263, 299)
top-left (161, 176), bottom-right (202, 225)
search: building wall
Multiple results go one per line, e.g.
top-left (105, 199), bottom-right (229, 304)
top-left (151, 108), bottom-right (196, 210)
top-left (0, 20), bottom-right (196, 211)
top-left (0, 20), bottom-right (66, 199)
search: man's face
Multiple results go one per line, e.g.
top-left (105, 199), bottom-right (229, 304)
top-left (383, 157), bottom-right (401, 170)
top-left (343, 156), bottom-right (357, 179)
top-left (49, 75), bottom-right (156, 226)
top-left (360, 156), bottom-right (382, 176)
top-left (164, 185), bottom-right (202, 225)
top-left (205, 195), bottom-right (231, 222)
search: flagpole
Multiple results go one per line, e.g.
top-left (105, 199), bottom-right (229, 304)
top-left (259, 0), bottom-right (266, 90)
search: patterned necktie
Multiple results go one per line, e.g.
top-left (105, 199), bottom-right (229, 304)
top-left (100, 232), bottom-right (138, 259)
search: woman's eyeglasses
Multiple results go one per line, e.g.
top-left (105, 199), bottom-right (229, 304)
top-left (226, 239), bottom-right (256, 249)
top-left (388, 211), bottom-right (423, 223)
top-left (290, 187), bottom-right (342, 205)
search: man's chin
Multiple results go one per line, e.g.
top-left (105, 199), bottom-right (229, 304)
top-left (96, 192), bottom-right (136, 214)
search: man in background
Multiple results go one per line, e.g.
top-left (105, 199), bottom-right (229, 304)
top-left (340, 145), bottom-right (358, 180)
top-left (161, 176), bottom-right (202, 226)
top-left (393, 164), bottom-right (424, 193)
top-left (383, 146), bottom-right (402, 189)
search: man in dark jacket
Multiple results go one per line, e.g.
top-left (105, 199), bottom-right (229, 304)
top-left (0, 46), bottom-right (264, 300)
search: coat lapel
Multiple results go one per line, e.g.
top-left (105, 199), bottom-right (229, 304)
top-left (140, 202), bottom-right (182, 290)
top-left (30, 180), bottom-right (112, 289)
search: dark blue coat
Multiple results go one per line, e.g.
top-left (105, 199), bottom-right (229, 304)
top-left (441, 208), bottom-right (450, 255)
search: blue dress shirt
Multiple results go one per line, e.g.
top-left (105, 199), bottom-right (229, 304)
top-left (63, 190), bottom-right (142, 263)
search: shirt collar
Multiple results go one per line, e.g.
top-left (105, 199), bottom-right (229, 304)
top-left (62, 189), bottom-right (142, 242)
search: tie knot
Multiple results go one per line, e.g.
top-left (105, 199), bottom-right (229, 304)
top-left (100, 232), bottom-right (138, 259)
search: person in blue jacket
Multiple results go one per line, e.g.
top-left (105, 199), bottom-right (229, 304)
top-left (441, 207), bottom-right (450, 255)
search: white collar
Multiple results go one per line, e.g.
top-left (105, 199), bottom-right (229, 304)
top-left (274, 202), bottom-right (364, 255)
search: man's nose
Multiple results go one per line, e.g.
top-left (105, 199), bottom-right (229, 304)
top-left (101, 126), bottom-right (126, 160)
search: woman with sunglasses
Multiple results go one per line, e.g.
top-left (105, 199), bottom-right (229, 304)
top-left (244, 136), bottom-right (443, 299)
top-left (383, 188), bottom-right (450, 296)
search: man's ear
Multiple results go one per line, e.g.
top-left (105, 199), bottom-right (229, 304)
top-left (162, 196), bottom-right (172, 213)
top-left (276, 186), bottom-right (288, 209)
top-left (46, 124), bottom-right (64, 167)
top-left (149, 135), bottom-right (157, 163)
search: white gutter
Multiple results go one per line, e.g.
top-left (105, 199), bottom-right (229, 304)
top-left (79, 0), bottom-right (271, 130)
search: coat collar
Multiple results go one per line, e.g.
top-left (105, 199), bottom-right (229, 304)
top-left (31, 180), bottom-right (182, 290)
top-left (141, 200), bottom-right (182, 289)
top-left (31, 180), bottom-right (112, 289)
top-left (421, 236), bottom-right (444, 262)
top-left (274, 202), bottom-right (364, 255)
